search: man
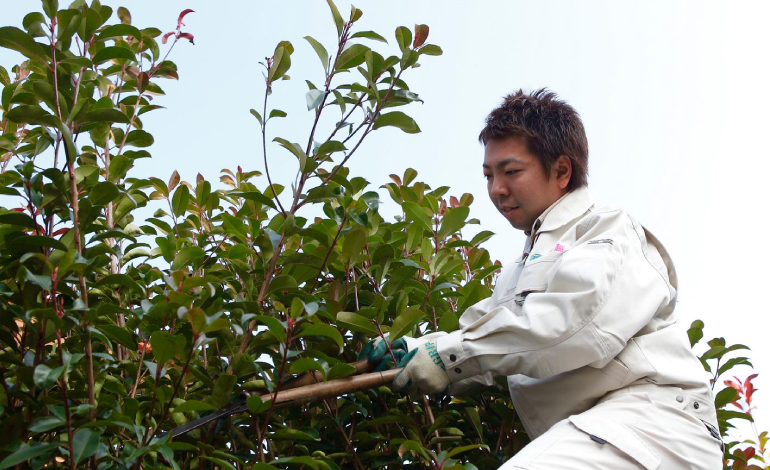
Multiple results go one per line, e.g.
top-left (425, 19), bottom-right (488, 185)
top-left (366, 89), bottom-right (723, 469)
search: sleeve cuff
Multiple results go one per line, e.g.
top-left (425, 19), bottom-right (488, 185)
top-left (436, 330), bottom-right (482, 382)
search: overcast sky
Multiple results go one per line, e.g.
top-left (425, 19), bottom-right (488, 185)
top-left (2, 1), bottom-right (768, 436)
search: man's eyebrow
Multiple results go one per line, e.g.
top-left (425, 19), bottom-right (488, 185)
top-left (482, 157), bottom-right (525, 169)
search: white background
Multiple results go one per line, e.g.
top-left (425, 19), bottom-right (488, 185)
top-left (2, 0), bottom-right (768, 438)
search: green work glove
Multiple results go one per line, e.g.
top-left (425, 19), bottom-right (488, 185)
top-left (358, 335), bottom-right (408, 372)
top-left (392, 341), bottom-right (450, 394)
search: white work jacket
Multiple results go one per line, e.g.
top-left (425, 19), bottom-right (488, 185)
top-left (434, 187), bottom-right (717, 440)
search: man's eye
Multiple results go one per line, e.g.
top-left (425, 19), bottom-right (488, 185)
top-left (505, 169), bottom-right (520, 175)
top-left (483, 174), bottom-right (491, 180)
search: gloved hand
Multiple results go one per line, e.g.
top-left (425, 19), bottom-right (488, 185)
top-left (358, 335), bottom-right (408, 372)
top-left (392, 340), bottom-right (450, 394)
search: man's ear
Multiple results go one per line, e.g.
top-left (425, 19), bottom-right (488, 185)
top-left (554, 155), bottom-right (572, 190)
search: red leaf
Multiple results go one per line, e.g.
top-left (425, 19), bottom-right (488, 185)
top-left (413, 24), bottom-right (429, 48)
top-left (161, 31), bottom-right (175, 45)
top-left (745, 447), bottom-right (756, 460)
top-left (450, 196), bottom-right (459, 208)
top-left (177, 9), bottom-right (194, 28)
top-left (10, 207), bottom-right (25, 212)
top-left (51, 227), bottom-right (69, 237)
top-left (178, 32), bottom-right (194, 45)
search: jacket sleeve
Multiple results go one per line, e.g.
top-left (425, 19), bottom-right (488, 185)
top-left (436, 209), bottom-right (674, 382)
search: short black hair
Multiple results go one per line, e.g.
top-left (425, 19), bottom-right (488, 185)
top-left (479, 88), bottom-right (588, 191)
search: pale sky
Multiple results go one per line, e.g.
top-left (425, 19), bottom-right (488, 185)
top-left (2, 0), bottom-right (768, 436)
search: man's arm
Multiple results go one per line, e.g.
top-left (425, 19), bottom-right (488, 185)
top-left (436, 209), bottom-right (673, 383)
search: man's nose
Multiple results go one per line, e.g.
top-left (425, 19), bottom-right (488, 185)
top-left (490, 178), bottom-right (509, 197)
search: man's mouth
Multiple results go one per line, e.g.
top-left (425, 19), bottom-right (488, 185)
top-left (500, 205), bottom-right (519, 215)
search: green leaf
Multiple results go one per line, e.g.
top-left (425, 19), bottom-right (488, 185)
top-left (0, 212), bottom-right (36, 229)
top-left (269, 429), bottom-right (320, 441)
top-left (78, 108), bottom-right (130, 124)
top-left (117, 6), bottom-right (131, 24)
top-left (335, 44), bottom-right (369, 71)
top-left (340, 227), bottom-right (366, 265)
top-left (389, 308), bottom-right (425, 341)
top-left (419, 44), bottom-right (443, 56)
top-left (92, 46), bottom-right (135, 65)
top-left (402, 201), bottom-right (433, 232)
top-left (97, 24), bottom-right (142, 40)
top-left (210, 374), bottom-right (237, 409)
top-left (247, 395), bottom-right (272, 414)
top-left (171, 184), bottom-right (190, 217)
top-left (0, 65), bottom-right (9, 86)
top-left (351, 31), bottom-right (388, 43)
top-left (99, 324), bottom-right (137, 350)
top-left (289, 358), bottom-right (325, 379)
top-left (33, 364), bottom-right (63, 389)
top-left (72, 429), bottom-right (100, 464)
top-left (398, 440), bottom-right (430, 462)
top-left (395, 26), bottom-right (412, 52)
top-left (230, 190), bottom-right (277, 210)
top-left (42, 0), bottom-right (58, 20)
top-left (304, 36), bottom-right (329, 72)
top-left (439, 206), bottom-right (470, 238)
top-left (0, 443), bottom-right (60, 469)
top-left (90, 181), bottom-right (120, 206)
top-left (306, 89), bottom-right (324, 110)
top-left (150, 330), bottom-right (181, 365)
top-left (327, 362), bottom-right (357, 380)
top-left (250, 108), bottom-right (263, 126)
top-left (0, 27), bottom-right (45, 62)
top-left (171, 245), bottom-right (205, 270)
top-left (438, 311), bottom-right (459, 332)
top-left (267, 275), bottom-right (298, 295)
top-left (200, 457), bottom-right (237, 470)
top-left (714, 387), bottom-right (738, 409)
top-left (256, 315), bottom-right (287, 343)
top-left (29, 416), bottom-right (65, 433)
top-left (445, 444), bottom-right (489, 459)
top-left (297, 324), bottom-right (344, 352)
top-left (336, 311), bottom-right (377, 335)
top-left (687, 320), bottom-right (704, 347)
top-left (268, 44), bottom-right (292, 82)
top-left (124, 129), bottom-right (154, 147)
top-left (373, 111), bottom-right (421, 134)
top-left (173, 400), bottom-right (217, 413)
top-left (325, 0), bottom-right (344, 36)
top-left (10, 235), bottom-right (67, 253)
top-left (316, 140), bottom-right (346, 158)
top-left (94, 273), bottom-right (144, 295)
top-left (6, 105), bottom-right (57, 126)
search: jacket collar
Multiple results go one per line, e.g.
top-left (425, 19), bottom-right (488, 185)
top-left (528, 186), bottom-right (594, 236)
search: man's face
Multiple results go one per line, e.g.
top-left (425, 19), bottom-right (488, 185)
top-left (483, 136), bottom-right (568, 232)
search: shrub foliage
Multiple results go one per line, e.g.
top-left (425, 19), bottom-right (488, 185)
top-left (0, 1), bottom-right (763, 469)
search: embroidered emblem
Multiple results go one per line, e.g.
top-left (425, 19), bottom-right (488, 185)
top-left (552, 244), bottom-right (565, 252)
top-left (529, 254), bottom-right (542, 261)
top-left (588, 239), bottom-right (614, 246)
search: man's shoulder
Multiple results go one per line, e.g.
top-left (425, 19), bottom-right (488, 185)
top-left (570, 203), bottom-right (649, 247)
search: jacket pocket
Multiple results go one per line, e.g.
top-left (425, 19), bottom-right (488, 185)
top-left (497, 253), bottom-right (560, 315)
top-left (569, 414), bottom-right (661, 470)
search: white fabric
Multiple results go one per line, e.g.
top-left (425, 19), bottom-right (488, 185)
top-left (403, 331), bottom-right (447, 353)
top-left (433, 187), bottom-right (719, 468)
top-left (501, 387), bottom-right (723, 469)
